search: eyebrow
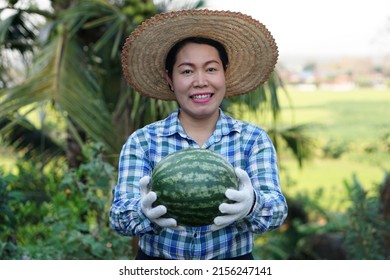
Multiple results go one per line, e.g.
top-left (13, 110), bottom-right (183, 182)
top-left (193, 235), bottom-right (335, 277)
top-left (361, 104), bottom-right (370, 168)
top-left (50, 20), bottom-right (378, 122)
top-left (177, 60), bottom-right (221, 68)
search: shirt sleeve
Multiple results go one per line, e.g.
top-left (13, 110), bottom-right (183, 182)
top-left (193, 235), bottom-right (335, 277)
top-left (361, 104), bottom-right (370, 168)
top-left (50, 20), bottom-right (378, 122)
top-left (244, 129), bottom-right (288, 233)
top-left (109, 133), bottom-right (159, 236)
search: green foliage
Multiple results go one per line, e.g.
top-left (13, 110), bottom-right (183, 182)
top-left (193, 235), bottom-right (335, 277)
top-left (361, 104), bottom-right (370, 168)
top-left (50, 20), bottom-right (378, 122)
top-left (343, 174), bottom-right (390, 259)
top-left (254, 173), bottom-right (390, 260)
top-left (254, 192), bottom-right (347, 260)
top-left (2, 144), bottom-right (389, 259)
top-left (0, 143), bottom-right (132, 259)
top-left (278, 88), bottom-right (390, 212)
top-left (0, 116), bottom-right (65, 164)
top-left (321, 139), bottom-right (348, 159)
top-left (0, 0), bottom-right (174, 164)
top-left (269, 124), bottom-right (315, 168)
top-left (0, 173), bottom-right (22, 232)
top-left (0, 172), bottom-right (25, 259)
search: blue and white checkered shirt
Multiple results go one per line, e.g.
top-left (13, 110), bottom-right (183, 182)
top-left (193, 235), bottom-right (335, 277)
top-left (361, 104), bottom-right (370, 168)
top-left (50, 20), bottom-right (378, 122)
top-left (110, 109), bottom-right (287, 259)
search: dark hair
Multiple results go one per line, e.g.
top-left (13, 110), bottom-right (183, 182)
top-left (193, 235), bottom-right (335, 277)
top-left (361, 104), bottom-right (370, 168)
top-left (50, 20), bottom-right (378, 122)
top-left (165, 37), bottom-right (229, 79)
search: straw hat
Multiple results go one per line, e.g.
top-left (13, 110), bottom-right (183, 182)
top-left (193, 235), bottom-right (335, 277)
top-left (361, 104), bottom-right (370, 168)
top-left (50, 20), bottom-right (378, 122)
top-left (121, 9), bottom-right (278, 101)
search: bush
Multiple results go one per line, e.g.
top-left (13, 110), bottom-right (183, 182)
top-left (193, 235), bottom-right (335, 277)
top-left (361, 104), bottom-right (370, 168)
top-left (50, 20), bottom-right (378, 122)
top-left (0, 144), bottom-right (133, 259)
top-left (343, 174), bottom-right (390, 259)
top-left (254, 173), bottom-right (390, 260)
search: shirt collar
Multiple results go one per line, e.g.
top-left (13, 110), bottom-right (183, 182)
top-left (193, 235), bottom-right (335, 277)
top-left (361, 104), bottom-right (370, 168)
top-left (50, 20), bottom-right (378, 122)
top-left (158, 108), bottom-right (241, 138)
top-left (158, 109), bottom-right (185, 137)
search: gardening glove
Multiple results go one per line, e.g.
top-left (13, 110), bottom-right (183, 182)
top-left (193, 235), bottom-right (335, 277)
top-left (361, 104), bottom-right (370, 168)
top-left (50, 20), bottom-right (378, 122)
top-left (211, 168), bottom-right (255, 231)
top-left (140, 176), bottom-right (184, 230)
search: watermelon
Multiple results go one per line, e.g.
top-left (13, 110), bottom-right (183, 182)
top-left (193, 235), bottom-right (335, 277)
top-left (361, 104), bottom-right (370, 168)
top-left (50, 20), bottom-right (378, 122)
top-left (151, 148), bottom-right (238, 227)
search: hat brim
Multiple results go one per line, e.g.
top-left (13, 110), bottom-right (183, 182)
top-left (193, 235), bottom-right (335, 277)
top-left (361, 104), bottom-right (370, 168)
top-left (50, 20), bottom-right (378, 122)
top-left (121, 9), bottom-right (278, 101)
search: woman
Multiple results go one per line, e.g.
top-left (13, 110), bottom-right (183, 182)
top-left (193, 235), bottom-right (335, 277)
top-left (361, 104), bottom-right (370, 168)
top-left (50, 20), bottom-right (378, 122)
top-left (110, 9), bottom-right (288, 260)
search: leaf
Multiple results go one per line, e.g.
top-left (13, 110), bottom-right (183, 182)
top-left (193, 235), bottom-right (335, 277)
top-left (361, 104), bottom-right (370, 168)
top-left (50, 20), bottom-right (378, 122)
top-left (0, 32), bottom-right (119, 155)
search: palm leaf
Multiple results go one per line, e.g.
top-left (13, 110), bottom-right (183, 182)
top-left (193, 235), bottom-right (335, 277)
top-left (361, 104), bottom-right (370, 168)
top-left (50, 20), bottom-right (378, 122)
top-left (223, 71), bottom-right (289, 121)
top-left (0, 10), bottom-right (37, 53)
top-left (59, 0), bottom-right (126, 59)
top-left (268, 124), bottom-right (315, 168)
top-left (0, 32), bottom-right (118, 155)
top-left (0, 116), bottom-right (65, 163)
top-left (155, 0), bottom-right (205, 11)
top-left (221, 71), bottom-right (314, 167)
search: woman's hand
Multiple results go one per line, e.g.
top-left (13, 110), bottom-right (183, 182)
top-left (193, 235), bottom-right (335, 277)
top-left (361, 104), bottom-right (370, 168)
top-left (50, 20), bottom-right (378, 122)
top-left (140, 176), bottom-right (184, 230)
top-left (211, 168), bottom-right (255, 231)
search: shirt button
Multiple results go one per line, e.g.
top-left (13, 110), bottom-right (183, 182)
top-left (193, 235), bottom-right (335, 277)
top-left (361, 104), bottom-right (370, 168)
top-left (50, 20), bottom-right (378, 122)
top-left (193, 233), bottom-right (198, 238)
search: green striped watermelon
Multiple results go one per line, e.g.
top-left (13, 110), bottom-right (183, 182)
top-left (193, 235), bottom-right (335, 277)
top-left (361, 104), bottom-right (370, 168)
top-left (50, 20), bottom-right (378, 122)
top-left (151, 148), bottom-right (238, 227)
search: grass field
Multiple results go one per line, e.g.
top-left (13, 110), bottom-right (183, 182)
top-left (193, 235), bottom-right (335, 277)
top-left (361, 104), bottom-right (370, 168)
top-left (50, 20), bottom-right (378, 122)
top-left (271, 87), bottom-right (390, 211)
top-left (279, 87), bottom-right (390, 142)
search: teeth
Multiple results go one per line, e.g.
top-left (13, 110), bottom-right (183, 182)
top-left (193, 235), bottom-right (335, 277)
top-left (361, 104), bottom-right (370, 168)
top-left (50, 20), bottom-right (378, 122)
top-left (192, 94), bottom-right (211, 100)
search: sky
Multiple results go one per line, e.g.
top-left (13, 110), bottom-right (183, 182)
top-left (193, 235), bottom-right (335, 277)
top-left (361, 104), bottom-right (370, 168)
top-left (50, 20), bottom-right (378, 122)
top-left (205, 0), bottom-right (390, 60)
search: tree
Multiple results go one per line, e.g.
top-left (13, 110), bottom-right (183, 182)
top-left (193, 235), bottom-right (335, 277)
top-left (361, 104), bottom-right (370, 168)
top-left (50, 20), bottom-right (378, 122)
top-left (0, 0), bottom-right (175, 167)
top-left (0, 0), bottom-right (312, 168)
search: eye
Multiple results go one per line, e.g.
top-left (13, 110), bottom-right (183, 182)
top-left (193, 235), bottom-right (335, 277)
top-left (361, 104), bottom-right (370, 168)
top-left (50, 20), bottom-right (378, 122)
top-left (207, 67), bottom-right (217, 72)
top-left (180, 69), bottom-right (193, 75)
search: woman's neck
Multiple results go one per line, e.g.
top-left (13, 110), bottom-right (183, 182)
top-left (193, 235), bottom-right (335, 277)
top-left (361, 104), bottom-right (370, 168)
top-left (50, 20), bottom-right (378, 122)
top-left (178, 109), bottom-right (220, 147)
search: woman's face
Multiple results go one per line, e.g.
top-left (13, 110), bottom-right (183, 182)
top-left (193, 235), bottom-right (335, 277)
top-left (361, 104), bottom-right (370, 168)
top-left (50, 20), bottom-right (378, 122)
top-left (166, 42), bottom-right (226, 121)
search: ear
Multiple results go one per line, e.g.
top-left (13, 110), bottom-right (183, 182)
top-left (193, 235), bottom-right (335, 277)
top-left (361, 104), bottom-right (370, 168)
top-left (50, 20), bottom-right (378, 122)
top-left (165, 71), bottom-right (174, 92)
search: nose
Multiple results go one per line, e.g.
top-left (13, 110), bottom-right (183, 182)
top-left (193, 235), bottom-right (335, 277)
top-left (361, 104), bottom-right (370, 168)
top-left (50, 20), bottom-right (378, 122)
top-left (193, 71), bottom-right (208, 87)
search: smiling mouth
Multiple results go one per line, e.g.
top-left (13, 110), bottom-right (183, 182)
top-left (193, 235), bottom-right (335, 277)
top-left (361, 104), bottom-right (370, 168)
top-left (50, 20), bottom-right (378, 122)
top-left (191, 93), bottom-right (213, 100)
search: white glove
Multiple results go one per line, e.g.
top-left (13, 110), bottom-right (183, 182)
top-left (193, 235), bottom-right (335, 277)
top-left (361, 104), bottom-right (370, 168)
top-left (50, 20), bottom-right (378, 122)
top-left (140, 176), bottom-right (180, 229)
top-left (212, 168), bottom-right (255, 231)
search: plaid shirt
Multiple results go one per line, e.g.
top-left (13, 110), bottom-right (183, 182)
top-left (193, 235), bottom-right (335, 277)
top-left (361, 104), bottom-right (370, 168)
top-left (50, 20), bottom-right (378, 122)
top-left (110, 109), bottom-right (287, 259)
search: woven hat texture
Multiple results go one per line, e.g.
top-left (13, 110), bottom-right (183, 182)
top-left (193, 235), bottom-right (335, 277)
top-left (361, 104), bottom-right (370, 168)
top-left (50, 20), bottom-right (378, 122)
top-left (121, 9), bottom-right (278, 100)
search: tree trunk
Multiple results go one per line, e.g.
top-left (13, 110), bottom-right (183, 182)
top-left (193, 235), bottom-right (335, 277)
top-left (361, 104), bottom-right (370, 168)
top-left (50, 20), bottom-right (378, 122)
top-left (66, 124), bottom-right (86, 169)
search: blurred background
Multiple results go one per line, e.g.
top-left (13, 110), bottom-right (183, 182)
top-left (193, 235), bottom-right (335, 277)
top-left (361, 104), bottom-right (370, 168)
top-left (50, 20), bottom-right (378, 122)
top-left (0, 0), bottom-right (389, 260)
